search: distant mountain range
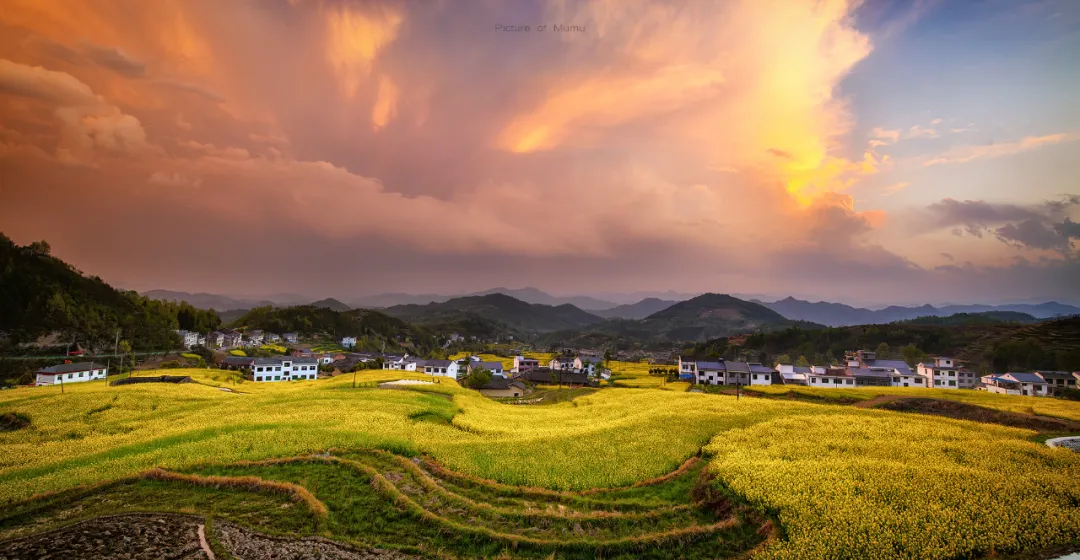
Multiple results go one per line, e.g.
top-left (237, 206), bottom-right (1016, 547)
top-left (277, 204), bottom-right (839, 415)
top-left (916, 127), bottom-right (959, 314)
top-left (141, 288), bottom-right (1080, 330)
top-left (142, 290), bottom-right (278, 311)
top-left (352, 287), bottom-right (622, 310)
top-left (381, 293), bottom-right (605, 336)
top-left (591, 298), bottom-right (678, 319)
top-left (758, 297), bottom-right (1080, 327)
top-left (540, 293), bottom-right (816, 347)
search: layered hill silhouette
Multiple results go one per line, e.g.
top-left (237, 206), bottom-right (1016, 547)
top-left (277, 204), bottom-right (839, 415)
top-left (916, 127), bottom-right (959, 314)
top-left (760, 296), bottom-right (1079, 327)
top-left (382, 293), bottom-right (605, 335)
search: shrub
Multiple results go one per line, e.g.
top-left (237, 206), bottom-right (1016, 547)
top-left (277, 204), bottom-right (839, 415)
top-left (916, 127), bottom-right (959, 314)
top-left (0, 411), bottom-right (30, 431)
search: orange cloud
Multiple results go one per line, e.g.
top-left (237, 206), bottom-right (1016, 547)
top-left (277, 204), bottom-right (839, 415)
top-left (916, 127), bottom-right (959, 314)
top-left (371, 75), bottom-right (399, 131)
top-left (324, 4), bottom-right (403, 99)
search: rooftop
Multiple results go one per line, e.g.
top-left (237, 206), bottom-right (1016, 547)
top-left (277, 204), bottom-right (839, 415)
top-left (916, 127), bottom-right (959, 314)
top-left (37, 362), bottom-right (104, 374)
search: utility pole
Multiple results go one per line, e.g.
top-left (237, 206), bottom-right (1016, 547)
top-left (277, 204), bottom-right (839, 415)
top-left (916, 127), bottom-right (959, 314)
top-left (108, 330), bottom-right (119, 387)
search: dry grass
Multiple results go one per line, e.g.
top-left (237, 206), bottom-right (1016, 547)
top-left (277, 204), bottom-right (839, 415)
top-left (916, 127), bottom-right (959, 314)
top-left (141, 468), bottom-right (328, 518)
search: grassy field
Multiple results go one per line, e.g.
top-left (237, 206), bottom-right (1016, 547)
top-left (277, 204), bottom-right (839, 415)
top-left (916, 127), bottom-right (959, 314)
top-left (1, 368), bottom-right (1079, 558)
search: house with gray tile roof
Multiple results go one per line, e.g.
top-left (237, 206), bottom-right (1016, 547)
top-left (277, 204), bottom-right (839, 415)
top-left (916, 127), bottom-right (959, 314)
top-left (35, 362), bottom-right (108, 386)
top-left (982, 372), bottom-right (1048, 397)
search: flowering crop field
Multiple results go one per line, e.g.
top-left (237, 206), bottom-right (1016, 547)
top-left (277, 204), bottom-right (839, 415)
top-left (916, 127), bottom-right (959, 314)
top-left (746, 384), bottom-right (1080, 422)
top-left (1, 368), bottom-right (1079, 558)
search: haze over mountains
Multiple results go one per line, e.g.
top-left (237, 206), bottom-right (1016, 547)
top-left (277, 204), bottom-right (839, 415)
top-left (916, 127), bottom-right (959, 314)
top-left (142, 287), bottom-right (1080, 326)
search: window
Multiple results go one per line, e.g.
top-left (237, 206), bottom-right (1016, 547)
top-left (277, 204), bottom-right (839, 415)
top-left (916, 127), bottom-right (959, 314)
top-left (274, 376), bottom-right (280, 381)
top-left (68, 373), bottom-right (73, 379)
top-left (949, 380), bottom-right (956, 386)
top-left (275, 366), bottom-right (281, 371)
top-left (256, 376), bottom-right (263, 382)
top-left (752, 374), bottom-right (758, 380)
top-left (79, 372), bottom-right (84, 377)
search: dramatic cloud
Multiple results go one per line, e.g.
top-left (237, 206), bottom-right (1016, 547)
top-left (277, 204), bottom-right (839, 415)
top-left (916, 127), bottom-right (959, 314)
top-left (0, 0), bottom-right (1076, 304)
top-left (80, 42), bottom-right (145, 77)
top-left (0, 58), bottom-right (156, 165)
top-left (919, 196), bottom-right (1080, 255)
top-left (0, 58), bottom-right (97, 104)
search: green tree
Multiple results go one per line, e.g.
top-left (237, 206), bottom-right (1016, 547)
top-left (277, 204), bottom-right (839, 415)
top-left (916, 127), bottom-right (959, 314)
top-left (466, 367), bottom-right (492, 389)
top-left (796, 355), bottom-right (811, 367)
top-left (775, 354), bottom-right (792, 365)
top-left (875, 342), bottom-right (891, 359)
top-left (900, 344), bottom-right (927, 368)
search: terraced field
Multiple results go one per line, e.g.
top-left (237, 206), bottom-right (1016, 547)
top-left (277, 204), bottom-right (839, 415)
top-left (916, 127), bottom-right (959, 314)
top-left (0, 448), bottom-right (772, 559)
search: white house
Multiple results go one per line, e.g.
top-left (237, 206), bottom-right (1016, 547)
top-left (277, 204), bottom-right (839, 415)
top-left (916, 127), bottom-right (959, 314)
top-left (423, 359), bottom-right (460, 378)
top-left (748, 363), bottom-right (775, 386)
top-left (176, 330), bottom-right (200, 349)
top-left (917, 357), bottom-right (975, 389)
top-left (891, 369), bottom-right (927, 388)
top-left (694, 360), bottom-right (724, 385)
top-left (775, 364), bottom-right (810, 385)
top-left (206, 331), bottom-right (225, 348)
top-left (246, 330), bottom-right (265, 346)
top-left (468, 361), bottom-right (505, 377)
top-left (251, 357), bottom-right (320, 382)
top-left (982, 372), bottom-right (1049, 397)
top-left (222, 331), bottom-right (243, 348)
top-left (283, 332), bottom-right (299, 344)
top-left (403, 358), bottom-right (424, 372)
top-left (383, 355), bottom-right (408, 370)
top-left (550, 357), bottom-right (574, 371)
top-left (512, 355), bottom-right (540, 373)
top-left (342, 336), bottom-right (358, 349)
top-left (679, 356), bottom-right (697, 379)
top-left (806, 366), bottom-right (856, 387)
top-left (36, 362), bottom-right (107, 386)
top-left (265, 333), bottom-right (281, 343)
top-left (575, 356), bottom-right (603, 376)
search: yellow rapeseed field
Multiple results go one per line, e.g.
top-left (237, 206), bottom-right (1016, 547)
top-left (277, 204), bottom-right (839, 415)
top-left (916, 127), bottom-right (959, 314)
top-left (1, 367), bottom-right (1079, 558)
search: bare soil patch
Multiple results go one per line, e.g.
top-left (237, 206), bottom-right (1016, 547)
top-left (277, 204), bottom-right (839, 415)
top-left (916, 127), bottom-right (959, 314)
top-left (877, 398), bottom-right (1080, 433)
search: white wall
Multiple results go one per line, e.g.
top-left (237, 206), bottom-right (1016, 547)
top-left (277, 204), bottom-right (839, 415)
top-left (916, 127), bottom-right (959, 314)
top-left (36, 368), bottom-right (107, 386)
top-left (251, 360), bottom-right (319, 382)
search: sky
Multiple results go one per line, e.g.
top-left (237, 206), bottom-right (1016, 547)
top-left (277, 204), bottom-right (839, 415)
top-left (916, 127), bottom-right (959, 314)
top-left (1, 0), bottom-right (1078, 306)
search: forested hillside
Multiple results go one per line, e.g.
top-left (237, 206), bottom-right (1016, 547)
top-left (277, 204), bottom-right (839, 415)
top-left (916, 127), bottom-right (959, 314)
top-left (682, 317), bottom-right (1080, 374)
top-left (383, 293), bottom-right (604, 335)
top-left (0, 234), bottom-right (218, 351)
top-left (228, 305), bottom-right (440, 354)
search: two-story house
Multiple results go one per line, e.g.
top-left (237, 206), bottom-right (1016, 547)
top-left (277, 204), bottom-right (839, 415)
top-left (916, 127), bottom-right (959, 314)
top-left (251, 357), bottom-right (320, 382)
top-left (1034, 371), bottom-right (1077, 395)
top-left (982, 372), bottom-right (1049, 397)
top-left (512, 355), bottom-right (540, 373)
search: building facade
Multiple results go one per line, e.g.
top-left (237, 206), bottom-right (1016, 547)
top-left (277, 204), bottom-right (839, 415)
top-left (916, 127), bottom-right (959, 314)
top-left (251, 357), bottom-right (320, 382)
top-left (35, 362), bottom-right (108, 386)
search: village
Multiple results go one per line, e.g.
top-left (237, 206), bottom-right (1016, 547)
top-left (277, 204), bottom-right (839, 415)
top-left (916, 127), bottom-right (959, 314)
top-left (31, 328), bottom-right (1080, 400)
